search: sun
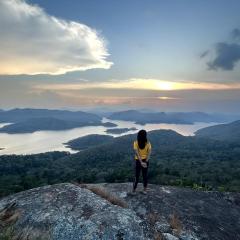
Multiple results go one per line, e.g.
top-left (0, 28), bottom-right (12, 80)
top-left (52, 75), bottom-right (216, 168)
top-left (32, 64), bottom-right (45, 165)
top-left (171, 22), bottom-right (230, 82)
top-left (155, 81), bottom-right (175, 90)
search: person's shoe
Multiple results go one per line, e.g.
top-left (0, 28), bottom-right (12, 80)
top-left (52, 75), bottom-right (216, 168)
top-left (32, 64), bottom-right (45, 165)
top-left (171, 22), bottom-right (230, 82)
top-left (131, 189), bottom-right (137, 195)
top-left (142, 188), bottom-right (147, 195)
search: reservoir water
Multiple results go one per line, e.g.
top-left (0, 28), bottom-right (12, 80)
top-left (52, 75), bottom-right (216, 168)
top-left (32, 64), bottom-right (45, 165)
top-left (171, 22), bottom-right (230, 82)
top-left (0, 118), bottom-right (219, 155)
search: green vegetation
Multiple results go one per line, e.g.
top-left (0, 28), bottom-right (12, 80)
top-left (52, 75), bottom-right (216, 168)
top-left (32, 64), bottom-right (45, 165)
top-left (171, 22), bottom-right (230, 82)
top-left (65, 134), bottom-right (114, 150)
top-left (0, 130), bottom-right (240, 198)
top-left (195, 120), bottom-right (240, 142)
top-left (0, 152), bottom-right (69, 197)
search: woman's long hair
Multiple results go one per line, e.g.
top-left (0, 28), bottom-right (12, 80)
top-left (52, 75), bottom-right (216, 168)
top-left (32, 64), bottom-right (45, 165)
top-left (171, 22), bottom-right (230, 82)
top-left (137, 129), bottom-right (148, 149)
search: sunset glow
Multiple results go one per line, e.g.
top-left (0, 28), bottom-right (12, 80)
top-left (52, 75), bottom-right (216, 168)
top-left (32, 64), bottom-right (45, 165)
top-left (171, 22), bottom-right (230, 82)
top-left (34, 79), bottom-right (240, 92)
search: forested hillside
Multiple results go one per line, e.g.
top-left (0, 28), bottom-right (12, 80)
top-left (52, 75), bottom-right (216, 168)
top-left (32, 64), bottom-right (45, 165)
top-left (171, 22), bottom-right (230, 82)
top-left (65, 134), bottom-right (114, 150)
top-left (195, 120), bottom-right (240, 142)
top-left (1, 129), bottom-right (240, 197)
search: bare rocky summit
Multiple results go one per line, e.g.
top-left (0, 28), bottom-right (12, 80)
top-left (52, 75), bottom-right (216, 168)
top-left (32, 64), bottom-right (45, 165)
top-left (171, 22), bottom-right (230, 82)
top-left (0, 183), bottom-right (239, 240)
top-left (0, 183), bottom-right (143, 240)
top-left (100, 183), bottom-right (240, 240)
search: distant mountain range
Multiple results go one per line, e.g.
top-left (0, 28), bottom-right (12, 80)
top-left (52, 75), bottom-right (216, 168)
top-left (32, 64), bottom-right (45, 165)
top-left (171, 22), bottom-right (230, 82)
top-left (0, 108), bottom-right (101, 123)
top-left (195, 120), bottom-right (240, 142)
top-left (0, 117), bottom-right (115, 134)
top-left (0, 109), bottom-right (105, 133)
top-left (107, 110), bottom-right (234, 124)
top-left (0, 108), bottom-right (239, 133)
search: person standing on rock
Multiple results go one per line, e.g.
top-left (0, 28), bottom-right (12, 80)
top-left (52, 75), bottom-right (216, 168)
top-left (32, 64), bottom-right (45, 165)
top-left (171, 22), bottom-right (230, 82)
top-left (132, 129), bottom-right (151, 194)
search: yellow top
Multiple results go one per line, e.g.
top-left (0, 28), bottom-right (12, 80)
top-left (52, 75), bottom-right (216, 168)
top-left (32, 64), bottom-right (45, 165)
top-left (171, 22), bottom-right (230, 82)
top-left (133, 140), bottom-right (151, 160)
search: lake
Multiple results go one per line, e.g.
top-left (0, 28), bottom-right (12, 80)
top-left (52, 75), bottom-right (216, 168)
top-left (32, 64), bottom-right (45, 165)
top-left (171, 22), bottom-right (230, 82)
top-left (0, 118), bottom-right (219, 155)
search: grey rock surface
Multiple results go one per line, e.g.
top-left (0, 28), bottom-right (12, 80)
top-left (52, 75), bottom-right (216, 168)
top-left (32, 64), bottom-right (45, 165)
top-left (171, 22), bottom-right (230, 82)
top-left (0, 182), bottom-right (240, 240)
top-left (97, 183), bottom-right (240, 240)
top-left (0, 183), bottom-right (144, 240)
top-left (163, 233), bottom-right (179, 240)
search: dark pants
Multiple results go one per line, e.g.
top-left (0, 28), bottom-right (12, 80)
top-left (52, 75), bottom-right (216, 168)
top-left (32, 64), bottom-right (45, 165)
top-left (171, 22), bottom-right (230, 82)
top-left (133, 159), bottom-right (149, 189)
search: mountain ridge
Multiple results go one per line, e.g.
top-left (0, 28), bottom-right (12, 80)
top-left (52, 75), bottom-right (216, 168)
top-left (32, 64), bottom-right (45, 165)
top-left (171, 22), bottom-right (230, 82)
top-left (195, 120), bottom-right (240, 142)
top-left (107, 110), bottom-right (233, 124)
top-left (0, 117), bottom-right (111, 134)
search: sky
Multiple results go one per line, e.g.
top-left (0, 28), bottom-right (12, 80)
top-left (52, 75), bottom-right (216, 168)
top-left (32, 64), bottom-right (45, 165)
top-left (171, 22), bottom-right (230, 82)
top-left (0, 0), bottom-right (240, 113)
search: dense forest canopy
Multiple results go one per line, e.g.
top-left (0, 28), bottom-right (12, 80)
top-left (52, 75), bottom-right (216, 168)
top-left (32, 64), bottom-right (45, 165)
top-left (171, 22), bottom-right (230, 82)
top-left (1, 129), bottom-right (240, 197)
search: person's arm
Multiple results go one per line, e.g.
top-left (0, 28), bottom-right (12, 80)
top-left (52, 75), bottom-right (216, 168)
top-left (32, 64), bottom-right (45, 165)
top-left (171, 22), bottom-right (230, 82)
top-left (146, 148), bottom-right (151, 162)
top-left (135, 149), bottom-right (148, 168)
top-left (133, 141), bottom-right (140, 160)
top-left (134, 149), bottom-right (143, 162)
top-left (133, 141), bottom-right (146, 167)
top-left (146, 142), bottom-right (152, 162)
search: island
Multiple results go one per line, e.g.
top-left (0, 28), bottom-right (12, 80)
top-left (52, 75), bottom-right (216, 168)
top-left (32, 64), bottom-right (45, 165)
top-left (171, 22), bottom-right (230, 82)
top-left (101, 122), bottom-right (118, 128)
top-left (105, 127), bottom-right (137, 134)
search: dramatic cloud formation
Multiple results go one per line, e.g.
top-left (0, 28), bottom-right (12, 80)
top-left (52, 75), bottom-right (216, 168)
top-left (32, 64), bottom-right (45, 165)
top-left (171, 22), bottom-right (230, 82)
top-left (204, 28), bottom-right (240, 71)
top-left (0, 0), bottom-right (112, 75)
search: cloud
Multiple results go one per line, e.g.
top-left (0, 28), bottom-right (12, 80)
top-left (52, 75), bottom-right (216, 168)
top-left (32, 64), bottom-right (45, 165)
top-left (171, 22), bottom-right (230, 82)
top-left (207, 42), bottom-right (240, 71)
top-left (0, 0), bottom-right (112, 75)
top-left (204, 28), bottom-right (240, 71)
top-left (232, 28), bottom-right (240, 41)
top-left (200, 50), bottom-right (209, 59)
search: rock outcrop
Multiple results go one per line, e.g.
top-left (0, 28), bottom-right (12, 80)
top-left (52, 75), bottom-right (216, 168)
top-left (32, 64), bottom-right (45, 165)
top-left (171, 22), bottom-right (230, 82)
top-left (0, 183), bottom-right (144, 240)
top-left (100, 183), bottom-right (240, 240)
top-left (0, 182), bottom-right (240, 240)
